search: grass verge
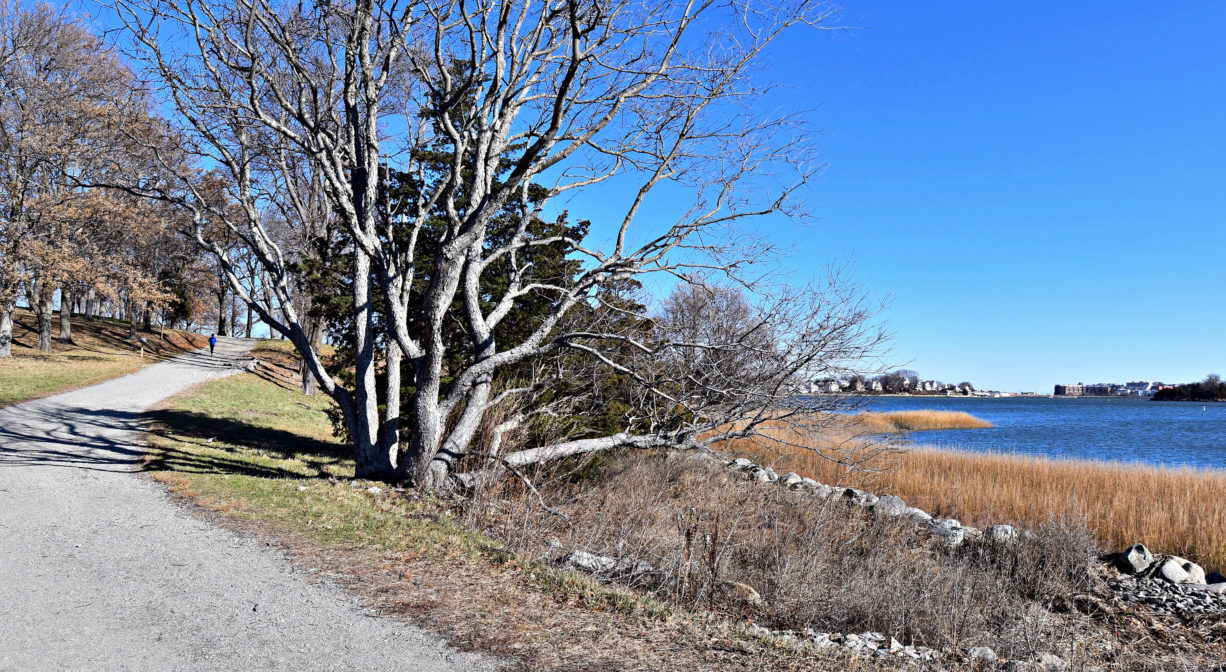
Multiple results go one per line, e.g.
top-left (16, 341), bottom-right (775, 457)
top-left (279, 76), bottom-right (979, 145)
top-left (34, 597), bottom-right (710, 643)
top-left (143, 357), bottom-right (871, 672)
top-left (0, 307), bottom-right (208, 408)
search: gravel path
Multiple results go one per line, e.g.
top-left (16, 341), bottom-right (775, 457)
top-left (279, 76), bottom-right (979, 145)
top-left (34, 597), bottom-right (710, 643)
top-left (0, 338), bottom-right (499, 671)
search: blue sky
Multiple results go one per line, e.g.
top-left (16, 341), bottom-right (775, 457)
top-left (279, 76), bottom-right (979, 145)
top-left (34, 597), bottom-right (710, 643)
top-left (570, 1), bottom-right (1226, 392)
top-left (81, 1), bottom-right (1222, 391)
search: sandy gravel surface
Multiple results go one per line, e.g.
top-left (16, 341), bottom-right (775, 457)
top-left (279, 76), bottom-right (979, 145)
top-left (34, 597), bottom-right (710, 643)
top-left (0, 338), bottom-right (499, 671)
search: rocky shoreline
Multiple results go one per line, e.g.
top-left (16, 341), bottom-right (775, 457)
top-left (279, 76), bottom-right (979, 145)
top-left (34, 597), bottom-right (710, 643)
top-left (555, 452), bottom-right (1226, 668)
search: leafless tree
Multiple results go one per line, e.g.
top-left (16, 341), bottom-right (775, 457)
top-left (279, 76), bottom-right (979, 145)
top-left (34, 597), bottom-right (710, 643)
top-left (109, 0), bottom-right (883, 491)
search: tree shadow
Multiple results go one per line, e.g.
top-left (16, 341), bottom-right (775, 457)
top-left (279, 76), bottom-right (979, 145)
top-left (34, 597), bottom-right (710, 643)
top-left (0, 402), bottom-right (349, 481)
top-left (144, 408), bottom-right (351, 480)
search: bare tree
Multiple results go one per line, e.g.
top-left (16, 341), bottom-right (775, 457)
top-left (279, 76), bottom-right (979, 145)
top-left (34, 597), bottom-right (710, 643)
top-left (109, 0), bottom-right (882, 491)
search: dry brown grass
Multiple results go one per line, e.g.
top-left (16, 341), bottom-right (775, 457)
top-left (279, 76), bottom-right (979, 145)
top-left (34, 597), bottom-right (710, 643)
top-left (726, 426), bottom-right (1226, 573)
top-left (0, 307), bottom-right (209, 407)
top-left (852, 409), bottom-right (992, 432)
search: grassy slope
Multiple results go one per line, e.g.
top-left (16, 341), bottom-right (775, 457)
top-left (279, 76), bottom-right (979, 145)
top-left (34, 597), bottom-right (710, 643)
top-left (143, 348), bottom-right (868, 672)
top-left (0, 307), bottom-right (208, 408)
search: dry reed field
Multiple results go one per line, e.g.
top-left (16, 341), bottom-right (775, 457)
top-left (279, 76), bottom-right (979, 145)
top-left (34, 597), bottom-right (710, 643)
top-left (850, 409), bottom-right (992, 433)
top-left (724, 417), bottom-right (1226, 573)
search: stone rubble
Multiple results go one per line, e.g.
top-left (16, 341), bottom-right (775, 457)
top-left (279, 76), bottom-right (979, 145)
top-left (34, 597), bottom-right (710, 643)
top-left (1107, 542), bottom-right (1226, 615)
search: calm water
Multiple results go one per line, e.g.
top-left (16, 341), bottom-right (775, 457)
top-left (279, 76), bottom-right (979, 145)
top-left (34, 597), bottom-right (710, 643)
top-left (857, 396), bottom-right (1226, 470)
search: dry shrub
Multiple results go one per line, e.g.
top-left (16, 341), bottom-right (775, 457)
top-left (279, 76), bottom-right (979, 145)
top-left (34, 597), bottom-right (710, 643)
top-left (473, 452), bottom-right (1103, 660)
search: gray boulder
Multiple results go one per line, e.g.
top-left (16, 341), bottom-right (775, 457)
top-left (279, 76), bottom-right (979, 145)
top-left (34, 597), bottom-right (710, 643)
top-left (564, 550), bottom-right (616, 574)
top-left (1155, 557), bottom-right (1191, 584)
top-left (968, 646), bottom-right (996, 662)
top-left (729, 457), bottom-right (754, 470)
top-left (1182, 560), bottom-right (1207, 585)
top-left (780, 472), bottom-right (805, 488)
top-left (1035, 652), bottom-right (1068, 671)
top-left (986, 524), bottom-right (1019, 543)
top-left (871, 494), bottom-right (908, 516)
top-left (905, 507), bottom-right (933, 522)
top-left (928, 518), bottom-right (966, 546)
top-left (842, 488), bottom-right (872, 505)
top-left (1115, 544), bottom-right (1154, 574)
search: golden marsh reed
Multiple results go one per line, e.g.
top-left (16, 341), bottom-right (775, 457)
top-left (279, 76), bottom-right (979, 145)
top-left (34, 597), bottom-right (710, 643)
top-left (724, 411), bottom-right (1226, 572)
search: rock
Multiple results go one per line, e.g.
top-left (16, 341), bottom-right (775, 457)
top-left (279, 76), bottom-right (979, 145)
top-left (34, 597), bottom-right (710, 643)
top-left (749, 468), bottom-right (774, 483)
top-left (563, 550), bottom-right (616, 574)
top-left (842, 488), bottom-right (869, 504)
top-left (365, 486), bottom-right (382, 494)
top-left (968, 646), bottom-right (996, 662)
top-left (729, 457), bottom-right (754, 470)
top-left (859, 631), bottom-right (886, 647)
top-left (297, 485), bottom-right (308, 491)
top-left (1208, 572), bottom-right (1226, 584)
top-left (889, 637), bottom-right (904, 653)
top-left (986, 524), bottom-right (1019, 543)
top-left (871, 494), bottom-right (908, 516)
top-left (1115, 544), bottom-right (1154, 574)
top-left (718, 581), bottom-right (763, 607)
top-left (1035, 652), bottom-right (1068, 671)
top-left (747, 624), bottom-right (773, 638)
top-left (780, 472), bottom-right (805, 488)
top-left (928, 518), bottom-right (966, 546)
top-left (905, 507), bottom-right (933, 522)
top-left (812, 483), bottom-right (834, 499)
top-left (962, 526), bottom-right (983, 542)
top-left (1182, 560), bottom-right (1206, 585)
top-left (1155, 557), bottom-right (1191, 584)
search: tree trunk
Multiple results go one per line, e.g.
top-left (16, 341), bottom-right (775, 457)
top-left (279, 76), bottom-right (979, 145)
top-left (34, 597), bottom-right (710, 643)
top-left (0, 303), bottom-right (13, 358)
top-left (300, 316), bottom-right (324, 396)
top-left (34, 282), bottom-right (54, 353)
top-left (245, 302), bottom-right (253, 338)
top-left (350, 252), bottom-right (393, 480)
top-left (142, 301), bottom-right (152, 331)
top-left (84, 287), bottom-right (96, 320)
top-left (58, 289), bottom-right (73, 343)
top-left (216, 281), bottom-right (228, 336)
top-left (128, 300), bottom-right (139, 340)
top-left (380, 339), bottom-right (402, 469)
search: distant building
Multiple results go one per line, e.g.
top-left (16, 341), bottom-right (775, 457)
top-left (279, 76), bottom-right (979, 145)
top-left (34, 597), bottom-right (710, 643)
top-left (1054, 384), bottom-right (1085, 396)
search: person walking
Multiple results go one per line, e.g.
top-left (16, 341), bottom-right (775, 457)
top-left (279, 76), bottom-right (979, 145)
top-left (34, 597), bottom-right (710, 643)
top-left (209, 334), bottom-right (217, 355)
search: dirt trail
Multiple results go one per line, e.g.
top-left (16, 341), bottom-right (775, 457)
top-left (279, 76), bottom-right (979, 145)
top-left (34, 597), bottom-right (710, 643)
top-left (0, 337), bottom-right (498, 671)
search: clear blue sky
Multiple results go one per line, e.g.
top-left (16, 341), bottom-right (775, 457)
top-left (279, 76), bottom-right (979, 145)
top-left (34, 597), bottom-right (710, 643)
top-left (84, 1), bottom-right (1223, 391)
top-left (571, 1), bottom-right (1226, 392)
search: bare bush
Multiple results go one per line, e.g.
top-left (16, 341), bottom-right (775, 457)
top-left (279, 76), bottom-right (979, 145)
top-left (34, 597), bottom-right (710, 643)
top-left (472, 452), bottom-right (1113, 660)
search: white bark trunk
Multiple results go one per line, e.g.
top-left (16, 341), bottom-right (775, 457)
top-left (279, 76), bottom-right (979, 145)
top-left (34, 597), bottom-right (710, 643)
top-left (0, 304), bottom-right (13, 357)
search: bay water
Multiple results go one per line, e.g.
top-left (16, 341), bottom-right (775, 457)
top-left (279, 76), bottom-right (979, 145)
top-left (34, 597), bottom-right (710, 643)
top-left (858, 396), bottom-right (1226, 470)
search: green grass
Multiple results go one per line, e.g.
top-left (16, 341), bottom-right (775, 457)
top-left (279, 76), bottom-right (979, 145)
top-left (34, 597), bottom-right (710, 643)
top-left (143, 369), bottom-right (862, 672)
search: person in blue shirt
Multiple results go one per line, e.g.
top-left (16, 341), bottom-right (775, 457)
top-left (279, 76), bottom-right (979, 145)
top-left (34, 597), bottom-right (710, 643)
top-left (209, 334), bottom-right (217, 355)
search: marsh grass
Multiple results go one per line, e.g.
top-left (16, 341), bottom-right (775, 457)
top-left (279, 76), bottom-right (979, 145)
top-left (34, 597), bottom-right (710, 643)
top-left (0, 307), bottom-right (208, 407)
top-left (852, 409), bottom-right (993, 432)
top-left (726, 428), bottom-right (1226, 572)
